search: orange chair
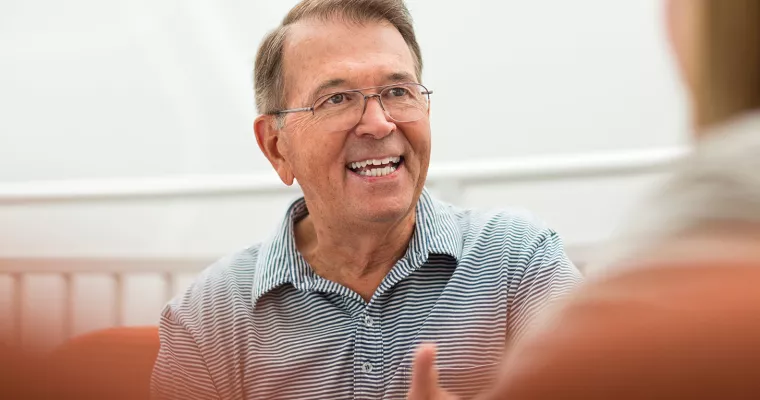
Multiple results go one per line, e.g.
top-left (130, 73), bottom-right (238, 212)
top-left (46, 326), bottom-right (160, 400)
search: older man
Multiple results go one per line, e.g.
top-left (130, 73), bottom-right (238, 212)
top-left (150, 0), bottom-right (581, 399)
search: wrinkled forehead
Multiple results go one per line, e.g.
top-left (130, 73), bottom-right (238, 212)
top-left (281, 17), bottom-right (418, 106)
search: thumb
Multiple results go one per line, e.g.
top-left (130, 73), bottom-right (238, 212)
top-left (407, 343), bottom-right (458, 400)
top-left (410, 343), bottom-right (438, 396)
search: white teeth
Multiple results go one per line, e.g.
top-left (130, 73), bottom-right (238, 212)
top-left (358, 164), bottom-right (398, 177)
top-left (347, 156), bottom-right (402, 177)
top-left (349, 157), bottom-right (401, 169)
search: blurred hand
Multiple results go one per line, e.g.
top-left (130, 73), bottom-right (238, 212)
top-left (406, 343), bottom-right (460, 400)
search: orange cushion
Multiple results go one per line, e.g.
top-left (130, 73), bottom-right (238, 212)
top-left (47, 326), bottom-right (160, 400)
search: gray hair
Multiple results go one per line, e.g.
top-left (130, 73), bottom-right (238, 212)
top-left (253, 0), bottom-right (423, 116)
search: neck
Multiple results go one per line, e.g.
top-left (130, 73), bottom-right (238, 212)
top-left (294, 210), bottom-right (416, 301)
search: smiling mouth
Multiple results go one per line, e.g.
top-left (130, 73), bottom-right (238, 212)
top-left (346, 156), bottom-right (403, 177)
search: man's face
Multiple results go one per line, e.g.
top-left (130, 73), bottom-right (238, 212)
top-left (274, 18), bottom-right (431, 226)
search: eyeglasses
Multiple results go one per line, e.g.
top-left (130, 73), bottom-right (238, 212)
top-left (269, 82), bottom-right (432, 132)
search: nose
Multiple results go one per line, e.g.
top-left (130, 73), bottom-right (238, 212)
top-left (354, 95), bottom-right (396, 139)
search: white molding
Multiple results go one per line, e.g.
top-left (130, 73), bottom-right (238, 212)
top-left (0, 147), bottom-right (688, 204)
top-left (429, 147), bottom-right (687, 183)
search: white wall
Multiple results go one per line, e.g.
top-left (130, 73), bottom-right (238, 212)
top-left (0, 0), bottom-right (691, 341)
top-left (1, 0), bottom-right (688, 182)
top-left (0, 0), bottom-right (689, 251)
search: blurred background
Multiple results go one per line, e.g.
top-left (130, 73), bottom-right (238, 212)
top-left (0, 0), bottom-right (688, 348)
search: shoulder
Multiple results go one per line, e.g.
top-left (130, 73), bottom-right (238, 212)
top-left (438, 199), bottom-right (561, 256)
top-left (161, 245), bottom-right (261, 330)
top-left (431, 199), bottom-right (581, 303)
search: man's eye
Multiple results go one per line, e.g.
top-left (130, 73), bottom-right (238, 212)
top-left (389, 88), bottom-right (408, 97)
top-left (326, 93), bottom-right (346, 104)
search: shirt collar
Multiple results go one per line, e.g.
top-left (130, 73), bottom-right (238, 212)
top-left (251, 187), bottom-right (464, 307)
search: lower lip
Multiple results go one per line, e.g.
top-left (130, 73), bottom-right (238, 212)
top-left (347, 161), bottom-right (404, 181)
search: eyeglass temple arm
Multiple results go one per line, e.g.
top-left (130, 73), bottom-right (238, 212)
top-left (269, 107), bottom-right (313, 115)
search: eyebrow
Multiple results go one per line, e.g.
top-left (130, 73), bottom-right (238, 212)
top-left (309, 78), bottom-right (348, 103)
top-left (384, 71), bottom-right (417, 84)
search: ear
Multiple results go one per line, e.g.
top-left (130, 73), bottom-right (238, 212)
top-left (254, 115), bottom-right (295, 186)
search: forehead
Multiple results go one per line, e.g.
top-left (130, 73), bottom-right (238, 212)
top-left (282, 18), bottom-right (417, 101)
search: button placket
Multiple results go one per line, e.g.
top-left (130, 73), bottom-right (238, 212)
top-left (353, 306), bottom-right (383, 399)
top-left (358, 311), bottom-right (378, 375)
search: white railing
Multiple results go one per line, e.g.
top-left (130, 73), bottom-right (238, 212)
top-left (0, 258), bottom-right (210, 346)
top-left (0, 147), bottom-right (688, 346)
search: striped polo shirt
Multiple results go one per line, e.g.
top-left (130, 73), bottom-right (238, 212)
top-left (151, 188), bottom-right (582, 400)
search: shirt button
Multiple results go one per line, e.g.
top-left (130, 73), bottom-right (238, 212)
top-left (362, 362), bottom-right (373, 374)
top-left (364, 315), bottom-right (374, 327)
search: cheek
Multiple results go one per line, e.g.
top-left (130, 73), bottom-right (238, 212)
top-left (406, 123), bottom-right (432, 164)
top-left (287, 132), bottom-right (346, 178)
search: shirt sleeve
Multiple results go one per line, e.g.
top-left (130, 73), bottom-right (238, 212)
top-left (150, 305), bottom-right (221, 400)
top-left (506, 229), bottom-right (583, 341)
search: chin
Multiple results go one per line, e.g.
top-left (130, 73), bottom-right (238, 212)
top-left (353, 197), bottom-right (415, 224)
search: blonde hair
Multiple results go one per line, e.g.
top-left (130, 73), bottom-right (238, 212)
top-left (694, 1), bottom-right (760, 129)
top-left (253, 0), bottom-right (423, 115)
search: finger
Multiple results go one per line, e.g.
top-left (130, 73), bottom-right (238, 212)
top-left (407, 342), bottom-right (439, 399)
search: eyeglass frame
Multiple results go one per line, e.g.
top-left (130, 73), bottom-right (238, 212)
top-left (266, 82), bottom-right (433, 122)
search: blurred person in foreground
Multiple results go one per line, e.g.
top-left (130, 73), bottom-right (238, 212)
top-left (150, 0), bottom-right (581, 399)
top-left (407, 0), bottom-right (760, 398)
